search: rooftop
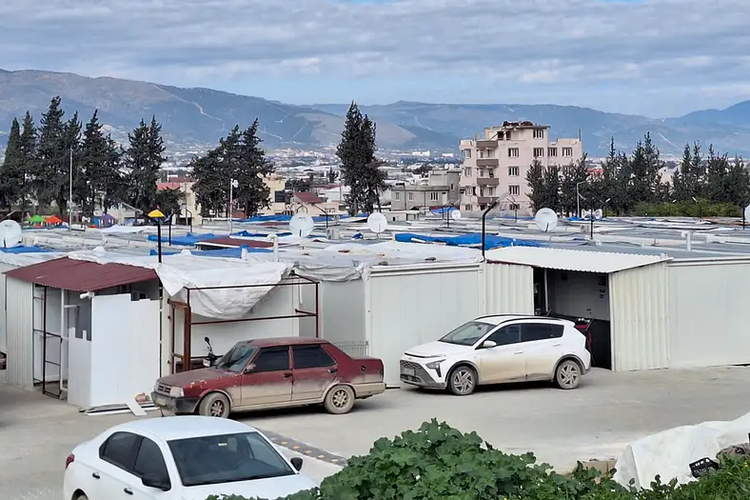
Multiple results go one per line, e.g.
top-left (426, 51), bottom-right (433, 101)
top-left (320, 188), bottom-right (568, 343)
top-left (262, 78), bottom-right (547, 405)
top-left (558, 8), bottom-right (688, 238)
top-left (112, 416), bottom-right (258, 441)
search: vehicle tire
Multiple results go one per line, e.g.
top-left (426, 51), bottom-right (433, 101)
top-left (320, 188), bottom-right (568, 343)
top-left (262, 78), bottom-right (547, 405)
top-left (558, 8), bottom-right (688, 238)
top-left (448, 365), bottom-right (477, 396)
top-left (198, 392), bottom-right (231, 418)
top-left (324, 385), bottom-right (355, 414)
top-left (555, 359), bottom-right (582, 390)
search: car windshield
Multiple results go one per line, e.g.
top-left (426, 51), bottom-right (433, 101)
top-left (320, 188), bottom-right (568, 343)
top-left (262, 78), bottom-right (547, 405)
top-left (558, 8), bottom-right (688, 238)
top-left (439, 321), bottom-right (494, 346)
top-left (215, 344), bottom-right (257, 372)
top-left (168, 431), bottom-right (295, 487)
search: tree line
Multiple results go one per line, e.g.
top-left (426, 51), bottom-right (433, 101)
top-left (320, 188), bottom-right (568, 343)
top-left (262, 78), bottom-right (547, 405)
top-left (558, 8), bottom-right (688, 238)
top-left (526, 133), bottom-right (750, 217)
top-left (0, 96), bottom-right (176, 218)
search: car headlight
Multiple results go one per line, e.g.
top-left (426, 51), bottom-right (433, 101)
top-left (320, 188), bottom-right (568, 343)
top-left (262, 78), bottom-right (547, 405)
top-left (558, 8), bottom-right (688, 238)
top-left (169, 386), bottom-right (184, 398)
top-left (425, 359), bottom-right (445, 370)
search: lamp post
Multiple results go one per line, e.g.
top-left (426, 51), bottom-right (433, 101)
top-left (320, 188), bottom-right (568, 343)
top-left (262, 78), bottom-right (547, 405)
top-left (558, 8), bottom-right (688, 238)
top-left (148, 209), bottom-right (165, 263)
top-left (576, 180), bottom-right (587, 218)
top-left (229, 179), bottom-right (238, 234)
top-left (692, 196), bottom-right (701, 221)
top-left (68, 147), bottom-right (73, 230)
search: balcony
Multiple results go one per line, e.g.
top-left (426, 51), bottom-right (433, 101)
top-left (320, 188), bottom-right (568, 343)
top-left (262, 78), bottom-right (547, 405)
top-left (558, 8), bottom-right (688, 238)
top-left (477, 196), bottom-right (494, 205)
top-left (476, 139), bottom-right (498, 149)
top-left (477, 177), bottom-right (499, 186)
top-left (476, 158), bottom-right (499, 167)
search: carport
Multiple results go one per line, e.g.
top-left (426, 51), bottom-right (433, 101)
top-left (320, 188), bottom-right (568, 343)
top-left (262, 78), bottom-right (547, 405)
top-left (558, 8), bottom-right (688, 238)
top-left (485, 246), bottom-right (672, 372)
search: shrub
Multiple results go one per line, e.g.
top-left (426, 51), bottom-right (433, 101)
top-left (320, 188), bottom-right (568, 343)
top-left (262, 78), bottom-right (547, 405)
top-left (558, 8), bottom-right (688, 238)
top-left (207, 420), bottom-right (750, 500)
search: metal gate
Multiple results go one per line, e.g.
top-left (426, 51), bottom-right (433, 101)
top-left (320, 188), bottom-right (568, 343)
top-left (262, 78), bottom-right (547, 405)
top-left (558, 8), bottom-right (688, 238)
top-left (32, 286), bottom-right (63, 398)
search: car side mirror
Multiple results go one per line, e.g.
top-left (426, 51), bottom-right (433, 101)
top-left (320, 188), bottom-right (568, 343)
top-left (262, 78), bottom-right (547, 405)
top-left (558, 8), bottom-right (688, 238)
top-left (142, 473), bottom-right (170, 491)
top-left (481, 340), bottom-right (497, 349)
top-left (243, 363), bottom-right (256, 374)
top-left (290, 457), bottom-right (303, 471)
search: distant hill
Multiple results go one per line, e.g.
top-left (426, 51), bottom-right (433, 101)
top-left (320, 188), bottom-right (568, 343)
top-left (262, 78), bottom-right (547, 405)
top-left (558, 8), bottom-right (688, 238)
top-left (1, 69), bottom-right (750, 156)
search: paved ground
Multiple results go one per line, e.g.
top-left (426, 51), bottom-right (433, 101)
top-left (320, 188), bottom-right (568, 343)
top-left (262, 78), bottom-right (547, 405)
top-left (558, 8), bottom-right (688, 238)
top-left (2, 366), bottom-right (750, 499)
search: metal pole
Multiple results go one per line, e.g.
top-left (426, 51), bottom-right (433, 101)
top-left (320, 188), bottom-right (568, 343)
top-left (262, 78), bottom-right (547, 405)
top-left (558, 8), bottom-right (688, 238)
top-left (481, 199), bottom-right (500, 261)
top-left (168, 217), bottom-right (172, 245)
top-left (157, 222), bottom-right (163, 263)
top-left (590, 200), bottom-right (594, 240)
top-left (229, 179), bottom-right (233, 233)
top-left (68, 148), bottom-right (73, 229)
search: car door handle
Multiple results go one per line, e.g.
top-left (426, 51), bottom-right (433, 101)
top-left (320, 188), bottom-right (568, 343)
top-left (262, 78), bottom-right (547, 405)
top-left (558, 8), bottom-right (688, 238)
top-left (514, 351), bottom-right (524, 354)
top-left (328, 368), bottom-right (337, 373)
top-left (553, 343), bottom-right (561, 347)
top-left (124, 487), bottom-right (133, 495)
top-left (283, 372), bottom-right (292, 378)
top-left (91, 472), bottom-right (100, 479)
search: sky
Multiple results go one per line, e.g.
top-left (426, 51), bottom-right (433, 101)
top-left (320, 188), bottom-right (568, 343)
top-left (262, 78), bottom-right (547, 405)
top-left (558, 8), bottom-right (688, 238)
top-left (1, 0), bottom-right (749, 117)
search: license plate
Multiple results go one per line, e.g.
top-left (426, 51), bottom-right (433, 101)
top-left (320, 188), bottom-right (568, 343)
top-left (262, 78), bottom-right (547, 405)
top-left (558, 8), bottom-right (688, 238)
top-left (402, 367), bottom-right (415, 376)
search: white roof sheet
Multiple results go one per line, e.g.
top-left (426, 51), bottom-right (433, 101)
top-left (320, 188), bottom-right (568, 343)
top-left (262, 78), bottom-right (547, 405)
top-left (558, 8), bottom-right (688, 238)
top-left (485, 246), bottom-right (671, 274)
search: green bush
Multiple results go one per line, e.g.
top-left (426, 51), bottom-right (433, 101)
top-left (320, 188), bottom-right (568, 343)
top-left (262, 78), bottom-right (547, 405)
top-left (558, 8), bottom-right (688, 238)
top-left (632, 200), bottom-right (742, 217)
top-left (207, 420), bottom-right (750, 500)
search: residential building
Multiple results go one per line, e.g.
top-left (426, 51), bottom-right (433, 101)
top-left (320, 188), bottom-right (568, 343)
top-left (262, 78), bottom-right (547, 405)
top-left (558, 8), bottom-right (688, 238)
top-left (288, 191), bottom-right (339, 215)
top-left (391, 169), bottom-right (460, 211)
top-left (459, 121), bottom-right (583, 214)
top-left (156, 181), bottom-right (202, 225)
top-left (262, 175), bottom-right (287, 215)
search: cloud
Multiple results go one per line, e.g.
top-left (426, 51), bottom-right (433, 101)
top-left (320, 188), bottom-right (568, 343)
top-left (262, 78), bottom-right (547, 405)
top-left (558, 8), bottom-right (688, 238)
top-left (0, 0), bottom-right (749, 116)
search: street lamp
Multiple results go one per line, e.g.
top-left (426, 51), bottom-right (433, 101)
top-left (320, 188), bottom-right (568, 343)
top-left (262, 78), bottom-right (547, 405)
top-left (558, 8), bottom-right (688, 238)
top-left (589, 197), bottom-right (610, 240)
top-left (148, 209), bottom-right (165, 263)
top-left (691, 196), bottom-right (701, 221)
top-left (576, 180), bottom-right (587, 218)
top-left (229, 179), bottom-right (238, 233)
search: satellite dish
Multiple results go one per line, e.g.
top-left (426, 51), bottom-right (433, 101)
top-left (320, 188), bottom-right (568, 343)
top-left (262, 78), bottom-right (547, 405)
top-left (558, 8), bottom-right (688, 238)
top-left (534, 208), bottom-right (558, 232)
top-left (744, 205), bottom-right (750, 222)
top-left (289, 213), bottom-right (314, 238)
top-left (594, 209), bottom-right (603, 220)
top-left (367, 212), bottom-right (388, 233)
top-left (581, 209), bottom-right (591, 219)
top-left (0, 220), bottom-right (22, 248)
top-left (450, 209), bottom-right (461, 220)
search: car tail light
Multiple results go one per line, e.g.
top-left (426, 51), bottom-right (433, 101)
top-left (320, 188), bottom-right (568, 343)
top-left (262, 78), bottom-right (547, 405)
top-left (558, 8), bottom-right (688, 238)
top-left (65, 453), bottom-right (75, 470)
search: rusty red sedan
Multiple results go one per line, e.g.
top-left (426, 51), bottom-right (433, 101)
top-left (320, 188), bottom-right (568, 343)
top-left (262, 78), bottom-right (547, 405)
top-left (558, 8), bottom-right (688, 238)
top-left (151, 337), bottom-right (386, 417)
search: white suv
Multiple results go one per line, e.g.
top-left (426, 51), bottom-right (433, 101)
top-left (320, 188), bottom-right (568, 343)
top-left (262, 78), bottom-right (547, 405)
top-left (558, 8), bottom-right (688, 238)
top-left (399, 315), bottom-right (591, 395)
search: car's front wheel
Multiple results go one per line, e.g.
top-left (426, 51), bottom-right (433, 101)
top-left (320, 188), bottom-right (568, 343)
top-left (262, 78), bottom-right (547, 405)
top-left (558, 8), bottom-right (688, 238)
top-left (448, 365), bottom-right (477, 396)
top-left (555, 360), bottom-right (582, 390)
top-left (198, 392), bottom-right (231, 418)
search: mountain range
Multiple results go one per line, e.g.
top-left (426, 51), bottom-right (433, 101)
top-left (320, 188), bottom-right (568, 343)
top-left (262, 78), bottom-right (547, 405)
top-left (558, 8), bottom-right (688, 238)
top-left (1, 68), bottom-right (750, 157)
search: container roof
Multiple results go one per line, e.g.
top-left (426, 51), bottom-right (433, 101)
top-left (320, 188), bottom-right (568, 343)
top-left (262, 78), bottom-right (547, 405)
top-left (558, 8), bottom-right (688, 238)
top-left (4, 257), bottom-right (158, 291)
top-left (486, 246), bottom-right (671, 274)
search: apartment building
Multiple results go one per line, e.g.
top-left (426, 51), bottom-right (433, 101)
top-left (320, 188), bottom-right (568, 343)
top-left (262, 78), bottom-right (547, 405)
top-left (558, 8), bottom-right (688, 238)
top-left (459, 121), bottom-right (583, 214)
top-left (391, 169), bottom-right (460, 211)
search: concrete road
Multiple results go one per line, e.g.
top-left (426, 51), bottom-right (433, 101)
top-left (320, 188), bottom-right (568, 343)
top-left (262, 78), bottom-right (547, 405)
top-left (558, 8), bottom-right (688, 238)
top-left (2, 366), bottom-right (750, 499)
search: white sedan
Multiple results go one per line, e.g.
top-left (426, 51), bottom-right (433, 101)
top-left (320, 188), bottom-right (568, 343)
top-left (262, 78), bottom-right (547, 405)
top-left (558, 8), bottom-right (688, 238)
top-left (63, 416), bottom-right (317, 500)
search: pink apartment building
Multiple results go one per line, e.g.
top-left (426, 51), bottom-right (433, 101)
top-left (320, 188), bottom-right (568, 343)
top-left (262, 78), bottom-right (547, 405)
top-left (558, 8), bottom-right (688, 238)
top-left (459, 121), bottom-right (583, 214)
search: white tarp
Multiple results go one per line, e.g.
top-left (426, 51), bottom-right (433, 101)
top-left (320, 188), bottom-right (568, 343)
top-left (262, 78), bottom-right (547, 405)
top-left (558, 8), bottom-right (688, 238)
top-left (66, 249), bottom-right (292, 319)
top-left (0, 251), bottom-right (66, 268)
top-left (99, 225), bottom-right (146, 234)
top-left (614, 410), bottom-right (750, 488)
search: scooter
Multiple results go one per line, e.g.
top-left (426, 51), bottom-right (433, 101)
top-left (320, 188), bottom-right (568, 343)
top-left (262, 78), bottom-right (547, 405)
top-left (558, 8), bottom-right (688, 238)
top-left (202, 336), bottom-right (219, 367)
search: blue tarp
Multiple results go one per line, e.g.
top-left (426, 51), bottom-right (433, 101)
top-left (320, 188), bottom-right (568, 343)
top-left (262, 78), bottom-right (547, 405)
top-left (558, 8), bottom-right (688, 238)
top-left (430, 207), bottom-right (459, 215)
top-left (147, 232), bottom-right (219, 245)
top-left (0, 245), bottom-right (52, 253)
top-left (236, 214), bottom-right (293, 223)
top-left (149, 245), bottom-right (273, 258)
top-left (394, 232), bottom-right (543, 250)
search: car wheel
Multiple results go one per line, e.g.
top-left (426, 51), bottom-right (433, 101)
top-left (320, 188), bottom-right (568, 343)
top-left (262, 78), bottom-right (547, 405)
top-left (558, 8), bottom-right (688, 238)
top-left (555, 360), bottom-right (582, 390)
top-left (324, 385), bottom-right (355, 414)
top-left (448, 365), bottom-right (477, 396)
top-left (75, 494), bottom-right (89, 500)
top-left (198, 392), bottom-right (231, 418)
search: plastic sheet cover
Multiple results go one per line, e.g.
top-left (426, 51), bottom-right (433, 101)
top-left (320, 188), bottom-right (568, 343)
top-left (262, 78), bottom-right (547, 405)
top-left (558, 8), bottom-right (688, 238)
top-left (613, 410), bottom-right (750, 488)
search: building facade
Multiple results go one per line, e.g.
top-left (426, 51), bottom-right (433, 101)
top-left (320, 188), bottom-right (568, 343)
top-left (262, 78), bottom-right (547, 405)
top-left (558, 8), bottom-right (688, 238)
top-left (459, 121), bottom-right (583, 214)
top-left (391, 170), bottom-right (460, 211)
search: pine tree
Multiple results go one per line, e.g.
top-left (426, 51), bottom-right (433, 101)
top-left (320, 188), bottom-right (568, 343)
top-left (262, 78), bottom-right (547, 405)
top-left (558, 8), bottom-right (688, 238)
top-left (725, 157), bottom-right (750, 208)
top-left (543, 164), bottom-right (561, 212)
top-left (705, 145), bottom-right (729, 203)
top-left (17, 112), bottom-right (37, 212)
top-left (78, 110), bottom-right (124, 216)
top-left (124, 117), bottom-right (166, 212)
top-left (0, 118), bottom-right (22, 209)
top-left (559, 153), bottom-right (588, 216)
top-left (525, 159), bottom-right (547, 211)
top-left (336, 102), bottom-right (385, 214)
top-left (191, 150), bottom-right (226, 216)
top-left (235, 119), bottom-right (274, 217)
top-left (36, 96), bottom-right (67, 210)
top-left (628, 132), bottom-right (662, 205)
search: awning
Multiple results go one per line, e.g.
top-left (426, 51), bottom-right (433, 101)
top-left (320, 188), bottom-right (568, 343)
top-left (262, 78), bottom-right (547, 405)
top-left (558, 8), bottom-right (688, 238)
top-left (485, 246), bottom-right (671, 273)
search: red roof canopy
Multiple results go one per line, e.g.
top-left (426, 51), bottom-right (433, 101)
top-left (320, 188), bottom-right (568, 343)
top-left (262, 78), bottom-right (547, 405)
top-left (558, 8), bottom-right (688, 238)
top-left (293, 192), bottom-right (323, 204)
top-left (195, 237), bottom-right (273, 249)
top-left (4, 258), bottom-right (158, 292)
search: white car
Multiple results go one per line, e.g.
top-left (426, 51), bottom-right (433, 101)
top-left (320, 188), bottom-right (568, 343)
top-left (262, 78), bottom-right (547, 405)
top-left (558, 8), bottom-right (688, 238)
top-left (63, 416), bottom-right (317, 500)
top-left (400, 314), bottom-right (591, 395)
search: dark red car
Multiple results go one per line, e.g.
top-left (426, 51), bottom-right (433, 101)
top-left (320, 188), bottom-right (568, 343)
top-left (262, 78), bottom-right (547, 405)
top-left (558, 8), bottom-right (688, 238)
top-left (151, 337), bottom-right (386, 417)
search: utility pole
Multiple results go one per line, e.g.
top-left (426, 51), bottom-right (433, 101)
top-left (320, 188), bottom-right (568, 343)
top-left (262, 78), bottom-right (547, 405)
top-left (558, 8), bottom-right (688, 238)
top-left (576, 181), bottom-right (586, 218)
top-left (68, 147), bottom-right (73, 230)
top-left (229, 179), bottom-right (238, 233)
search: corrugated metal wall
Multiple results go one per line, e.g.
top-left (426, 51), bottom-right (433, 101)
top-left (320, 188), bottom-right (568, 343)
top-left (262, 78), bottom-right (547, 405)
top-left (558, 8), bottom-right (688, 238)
top-left (483, 263), bottom-right (534, 314)
top-left (5, 277), bottom-right (34, 388)
top-left (668, 259), bottom-right (750, 368)
top-left (609, 262), bottom-right (670, 371)
top-left (0, 263), bottom-right (9, 353)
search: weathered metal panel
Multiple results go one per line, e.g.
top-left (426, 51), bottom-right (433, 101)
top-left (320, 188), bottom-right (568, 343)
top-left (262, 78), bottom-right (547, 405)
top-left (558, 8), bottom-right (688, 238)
top-left (668, 260), bottom-right (750, 368)
top-left (484, 263), bottom-right (534, 315)
top-left (609, 262), bottom-right (670, 371)
top-left (5, 277), bottom-right (34, 388)
top-left (486, 247), bottom-right (671, 274)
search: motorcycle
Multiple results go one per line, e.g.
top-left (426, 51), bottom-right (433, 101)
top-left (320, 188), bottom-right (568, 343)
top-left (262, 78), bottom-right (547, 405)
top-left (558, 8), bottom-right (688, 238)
top-left (202, 336), bottom-right (220, 367)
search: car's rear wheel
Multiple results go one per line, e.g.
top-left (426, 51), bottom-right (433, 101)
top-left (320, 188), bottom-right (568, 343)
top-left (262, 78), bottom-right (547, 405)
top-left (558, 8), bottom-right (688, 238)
top-left (448, 365), bottom-right (477, 396)
top-left (75, 494), bottom-right (89, 500)
top-left (198, 392), bottom-right (231, 418)
top-left (555, 360), bottom-right (582, 390)
top-left (324, 385), bottom-right (355, 414)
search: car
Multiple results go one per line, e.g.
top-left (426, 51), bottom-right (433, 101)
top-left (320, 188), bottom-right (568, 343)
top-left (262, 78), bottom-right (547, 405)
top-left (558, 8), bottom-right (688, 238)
top-left (152, 337), bottom-right (386, 417)
top-left (400, 314), bottom-right (591, 395)
top-left (62, 416), bottom-right (317, 500)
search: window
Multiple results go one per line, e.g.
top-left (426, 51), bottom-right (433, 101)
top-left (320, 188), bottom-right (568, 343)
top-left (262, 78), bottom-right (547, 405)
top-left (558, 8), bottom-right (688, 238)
top-left (439, 321), bottom-right (495, 346)
top-left (394, 192), bottom-right (400, 201)
top-left (134, 437), bottom-right (170, 483)
top-left (168, 432), bottom-right (294, 487)
top-left (408, 192), bottom-right (414, 201)
top-left (548, 147), bottom-right (557, 157)
top-left (100, 432), bottom-right (140, 471)
top-left (509, 185), bottom-right (520, 195)
top-left (216, 344), bottom-right (258, 372)
top-left (487, 149), bottom-right (496, 159)
top-left (253, 347), bottom-right (290, 372)
top-left (430, 192), bottom-right (439, 202)
top-left (292, 345), bottom-right (335, 369)
top-left (486, 325), bottom-right (521, 346)
top-left (508, 148), bottom-right (519, 158)
top-left (463, 149), bottom-right (472, 159)
top-left (520, 323), bottom-right (565, 342)
top-left (508, 166), bottom-right (519, 176)
top-left (533, 129), bottom-right (544, 139)
top-left (479, 169), bottom-right (485, 177)
top-left (533, 147), bottom-right (544, 157)
top-left (463, 167), bottom-right (472, 177)
top-left (488, 169), bottom-right (495, 178)
top-left (562, 147), bottom-right (573, 157)
top-left (509, 203), bottom-right (520, 210)
top-left (464, 205), bottom-right (473, 211)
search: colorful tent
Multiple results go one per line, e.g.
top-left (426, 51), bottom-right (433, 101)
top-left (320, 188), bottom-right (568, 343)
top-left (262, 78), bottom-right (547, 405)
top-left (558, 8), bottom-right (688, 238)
top-left (28, 215), bottom-right (45, 223)
top-left (45, 215), bottom-right (62, 224)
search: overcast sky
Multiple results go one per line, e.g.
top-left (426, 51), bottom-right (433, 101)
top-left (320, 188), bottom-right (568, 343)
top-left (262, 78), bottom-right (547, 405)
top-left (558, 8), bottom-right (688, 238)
top-left (1, 0), bottom-right (749, 117)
